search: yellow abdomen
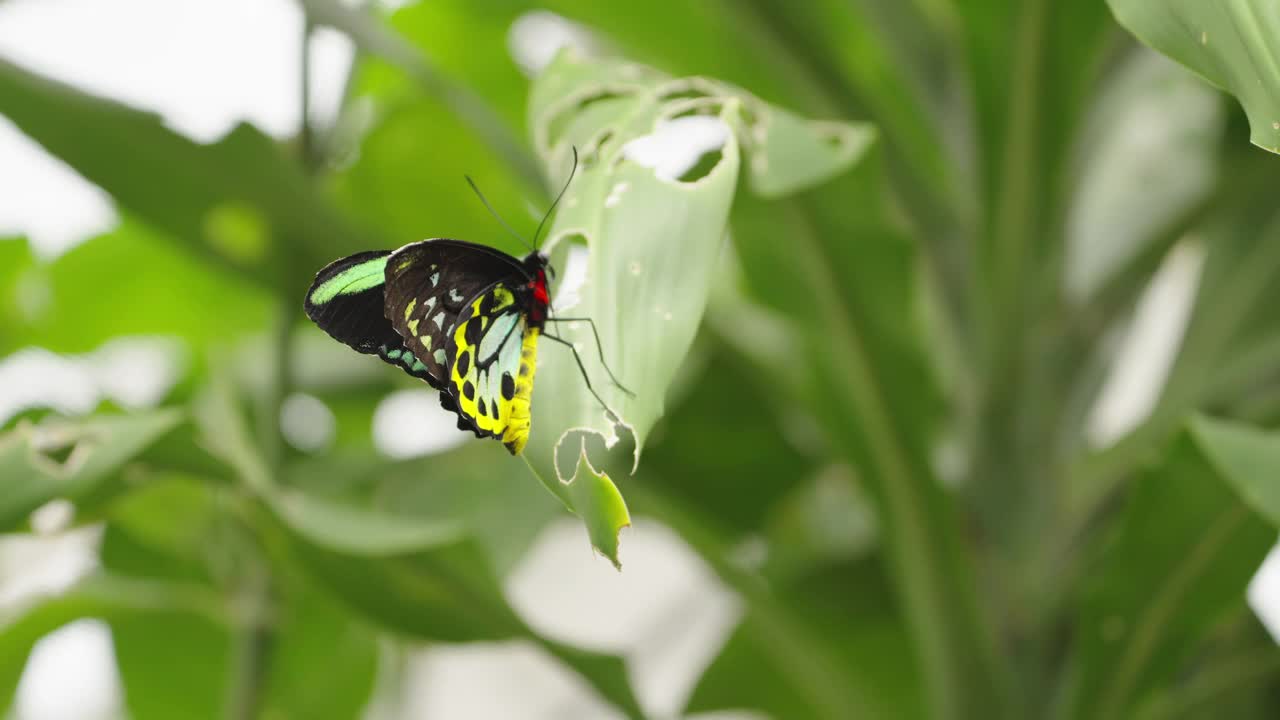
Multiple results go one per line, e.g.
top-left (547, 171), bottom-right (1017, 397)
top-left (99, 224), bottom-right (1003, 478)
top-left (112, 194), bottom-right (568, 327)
top-left (502, 327), bottom-right (539, 455)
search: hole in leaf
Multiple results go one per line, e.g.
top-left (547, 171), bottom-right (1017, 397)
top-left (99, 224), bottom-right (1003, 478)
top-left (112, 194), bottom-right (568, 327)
top-left (589, 130), bottom-right (614, 159)
top-left (37, 440), bottom-right (78, 468)
top-left (658, 88), bottom-right (713, 103)
top-left (677, 148), bottom-right (724, 182)
top-left (622, 115), bottom-right (730, 181)
top-left (549, 236), bottom-right (589, 310)
top-left (668, 101), bottom-right (724, 121)
top-left (26, 424), bottom-right (97, 475)
top-left (546, 90), bottom-right (632, 149)
top-left (580, 132), bottom-right (613, 169)
top-left (655, 77), bottom-right (722, 103)
top-left (739, 102), bottom-right (766, 145)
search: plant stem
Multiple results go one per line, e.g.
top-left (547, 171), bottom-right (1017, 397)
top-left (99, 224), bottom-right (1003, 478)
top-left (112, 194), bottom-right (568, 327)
top-left (227, 18), bottom-right (319, 720)
top-left (226, 560), bottom-right (276, 720)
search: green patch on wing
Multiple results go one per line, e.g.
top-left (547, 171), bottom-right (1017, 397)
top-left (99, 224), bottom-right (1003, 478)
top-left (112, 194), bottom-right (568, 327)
top-left (522, 52), bottom-right (875, 565)
top-left (308, 255), bottom-right (389, 305)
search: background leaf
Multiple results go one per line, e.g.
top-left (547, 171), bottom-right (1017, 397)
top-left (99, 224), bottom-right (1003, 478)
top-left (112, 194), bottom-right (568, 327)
top-left (1108, 0), bottom-right (1280, 153)
top-left (1063, 426), bottom-right (1277, 720)
top-left (0, 56), bottom-right (371, 290)
top-left (0, 409), bottom-right (184, 531)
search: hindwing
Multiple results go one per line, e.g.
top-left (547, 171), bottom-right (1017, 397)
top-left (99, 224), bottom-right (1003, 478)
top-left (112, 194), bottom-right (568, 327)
top-left (383, 239), bottom-right (528, 390)
top-left (447, 282), bottom-right (540, 454)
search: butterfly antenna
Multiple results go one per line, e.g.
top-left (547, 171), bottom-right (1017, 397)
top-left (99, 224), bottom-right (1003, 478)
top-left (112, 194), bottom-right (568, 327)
top-left (465, 175), bottom-right (535, 253)
top-left (532, 146), bottom-right (579, 250)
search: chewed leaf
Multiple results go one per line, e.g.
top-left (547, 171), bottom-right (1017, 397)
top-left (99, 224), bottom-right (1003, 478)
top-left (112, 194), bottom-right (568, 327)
top-left (0, 410), bottom-right (184, 531)
top-left (522, 52), bottom-right (874, 561)
top-left (520, 437), bottom-right (631, 569)
top-left (564, 439), bottom-right (631, 568)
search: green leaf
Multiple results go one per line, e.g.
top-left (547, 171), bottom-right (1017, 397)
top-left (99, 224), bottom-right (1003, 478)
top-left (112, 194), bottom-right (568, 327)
top-left (0, 56), bottom-right (370, 289)
top-left (369, 0), bottom-right (529, 129)
top-left (100, 476), bottom-right (380, 720)
top-left (0, 221), bottom-right (270, 356)
top-left (259, 587), bottom-right (380, 720)
top-left (298, 0), bottom-right (543, 193)
top-left (0, 574), bottom-right (229, 712)
top-left (534, 0), bottom-right (835, 113)
top-left (722, 0), bottom-right (959, 214)
top-left (111, 609), bottom-right (233, 720)
top-left (191, 375), bottom-right (645, 719)
top-left (642, 339), bottom-right (818, 536)
top-left (328, 95), bottom-right (533, 260)
top-left (1190, 416), bottom-right (1280, 527)
top-left (272, 486), bottom-right (466, 555)
top-left (563, 443), bottom-right (632, 569)
top-left (730, 140), bottom-right (1006, 720)
top-left (521, 52), bottom-right (870, 563)
top-left (1068, 149), bottom-right (1280, 516)
top-left (371, 455), bottom-right (563, 576)
top-left (268, 466), bottom-right (637, 718)
top-left (111, 576), bottom-right (379, 720)
top-left (320, 2), bottom-right (537, 250)
top-left (0, 409), bottom-right (184, 531)
top-left (1109, 0), bottom-right (1280, 153)
top-left (961, 1), bottom-right (1119, 557)
top-left (283, 518), bottom-right (645, 720)
top-left (1062, 426), bottom-right (1276, 720)
top-left (687, 559), bottom-right (924, 720)
top-left (0, 237), bottom-right (37, 344)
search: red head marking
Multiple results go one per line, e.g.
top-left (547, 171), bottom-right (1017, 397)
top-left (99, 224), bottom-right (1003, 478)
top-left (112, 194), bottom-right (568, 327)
top-left (532, 269), bottom-right (549, 305)
top-left (528, 269), bottom-right (550, 325)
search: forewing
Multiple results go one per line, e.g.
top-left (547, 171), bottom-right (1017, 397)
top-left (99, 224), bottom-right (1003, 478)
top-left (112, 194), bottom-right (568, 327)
top-left (304, 250), bottom-right (432, 381)
top-left (447, 283), bottom-right (540, 454)
top-left (384, 239), bottom-right (527, 389)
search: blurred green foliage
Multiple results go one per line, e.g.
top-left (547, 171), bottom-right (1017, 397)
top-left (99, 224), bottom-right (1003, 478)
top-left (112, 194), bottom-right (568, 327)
top-left (4, 2), bottom-right (1280, 719)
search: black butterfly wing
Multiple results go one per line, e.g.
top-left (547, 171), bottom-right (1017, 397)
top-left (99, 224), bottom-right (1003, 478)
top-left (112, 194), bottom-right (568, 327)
top-left (383, 239), bottom-right (529, 390)
top-left (303, 250), bottom-right (433, 381)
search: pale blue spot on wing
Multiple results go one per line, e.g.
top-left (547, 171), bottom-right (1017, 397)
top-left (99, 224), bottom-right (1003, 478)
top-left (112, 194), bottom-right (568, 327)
top-left (479, 312), bottom-right (520, 360)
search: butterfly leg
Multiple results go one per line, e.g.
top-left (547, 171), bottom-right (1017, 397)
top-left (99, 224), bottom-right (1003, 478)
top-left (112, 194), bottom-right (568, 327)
top-left (543, 317), bottom-right (634, 397)
top-left (542, 332), bottom-right (623, 421)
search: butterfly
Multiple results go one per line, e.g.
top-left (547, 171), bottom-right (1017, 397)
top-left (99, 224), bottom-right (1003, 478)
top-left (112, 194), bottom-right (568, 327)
top-left (303, 152), bottom-right (629, 455)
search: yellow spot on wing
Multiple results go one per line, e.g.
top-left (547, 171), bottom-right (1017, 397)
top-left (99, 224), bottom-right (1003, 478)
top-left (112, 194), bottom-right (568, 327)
top-left (408, 318), bottom-right (419, 335)
top-left (446, 288), bottom-right (539, 454)
top-left (404, 298), bottom-right (416, 320)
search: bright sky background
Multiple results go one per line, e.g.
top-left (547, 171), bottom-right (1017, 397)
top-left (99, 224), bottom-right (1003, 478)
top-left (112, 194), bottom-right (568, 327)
top-left (0, 2), bottom-right (1276, 719)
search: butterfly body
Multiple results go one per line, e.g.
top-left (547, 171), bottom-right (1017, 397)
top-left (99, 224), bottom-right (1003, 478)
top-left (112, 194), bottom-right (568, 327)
top-left (305, 238), bottom-right (553, 454)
